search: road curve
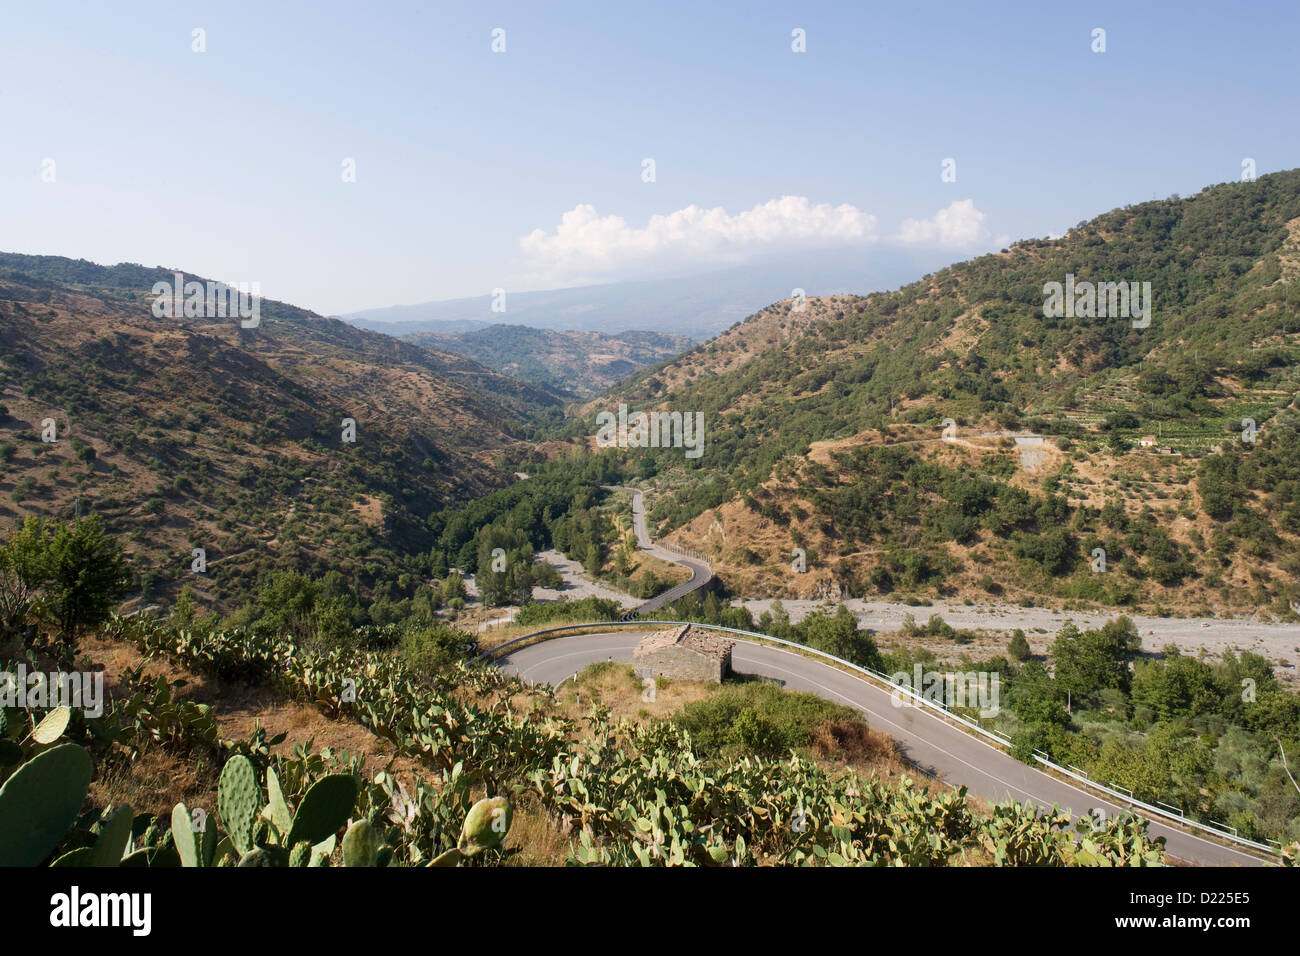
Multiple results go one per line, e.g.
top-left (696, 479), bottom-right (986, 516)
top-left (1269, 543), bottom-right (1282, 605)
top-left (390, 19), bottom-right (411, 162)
top-left (495, 630), bottom-right (1266, 867)
top-left (603, 486), bottom-right (713, 614)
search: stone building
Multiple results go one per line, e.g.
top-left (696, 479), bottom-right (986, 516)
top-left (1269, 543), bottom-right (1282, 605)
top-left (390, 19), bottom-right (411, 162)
top-left (633, 624), bottom-right (734, 683)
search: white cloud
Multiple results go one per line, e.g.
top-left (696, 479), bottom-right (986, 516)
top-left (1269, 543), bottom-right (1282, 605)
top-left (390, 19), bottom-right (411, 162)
top-left (520, 196), bottom-right (878, 284)
top-left (519, 196), bottom-right (1003, 285)
top-left (896, 199), bottom-right (1006, 248)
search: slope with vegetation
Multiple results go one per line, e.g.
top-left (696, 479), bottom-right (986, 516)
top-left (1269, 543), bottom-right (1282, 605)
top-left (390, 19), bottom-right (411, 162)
top-left (639, 587), bottom-right (1300, 848)
top-left (1, 517), bottom-right (1186, 867)
top-left (406, 325), bottom-right (692, 398)
top-left (0, 254), bottom-right (564, 611)
top-left (573, 171), bottom-right (1300, 615)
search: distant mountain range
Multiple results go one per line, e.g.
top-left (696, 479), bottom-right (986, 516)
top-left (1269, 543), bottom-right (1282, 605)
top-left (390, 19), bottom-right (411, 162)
top-left (338, 247), bottom-right (957, 340)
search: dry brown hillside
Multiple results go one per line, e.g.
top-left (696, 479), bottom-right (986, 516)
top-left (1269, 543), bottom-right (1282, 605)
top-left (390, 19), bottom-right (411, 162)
top-left (0, 267), bottom-right (561, 610)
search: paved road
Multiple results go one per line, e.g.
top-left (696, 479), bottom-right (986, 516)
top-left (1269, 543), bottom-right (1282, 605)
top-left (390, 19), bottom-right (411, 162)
top-left (496, 630), bottom-right (1266, 867)
top-left (603, 486), bottom-right (713, 614)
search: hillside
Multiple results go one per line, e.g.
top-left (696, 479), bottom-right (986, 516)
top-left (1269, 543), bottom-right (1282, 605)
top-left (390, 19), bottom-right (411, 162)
top-left (576, 171), bottom-right (1300, 616)
top-left (404, 325), bottom-right (692, 398)
top-left (0, 254), bottom-right (564, 609)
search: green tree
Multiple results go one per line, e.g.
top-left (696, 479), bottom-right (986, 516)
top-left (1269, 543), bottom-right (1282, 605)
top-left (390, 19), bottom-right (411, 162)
top-left (1007, 660), bottom-right (1070, 728)
top-left (255, 571), bottom-right (320, 642)
top-left (43, 515), bottom-right (132, 643)
top-left (1131, 650), bottom-right (1218, 722)
top-left (1050, 617), bottom-right (1138, 701)
top-left (441, 573), bottom-right (467, 604)
top-left (0, 517), bottom-right (50, 638)
top-left (797, 605), bottom-right (881, 669)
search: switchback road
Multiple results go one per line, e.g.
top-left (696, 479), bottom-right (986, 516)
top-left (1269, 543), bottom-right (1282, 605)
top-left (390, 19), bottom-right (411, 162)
top-left (496, 629), bottom-right (1266, 867)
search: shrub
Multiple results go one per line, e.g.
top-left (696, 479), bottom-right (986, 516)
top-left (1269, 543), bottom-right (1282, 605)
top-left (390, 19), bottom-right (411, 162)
top-left (399, 623), bottom-right (476, 680)
top-left (515, 597), bottom-right (622, 626)
top-left (676, 683), bottom-right (862, 758)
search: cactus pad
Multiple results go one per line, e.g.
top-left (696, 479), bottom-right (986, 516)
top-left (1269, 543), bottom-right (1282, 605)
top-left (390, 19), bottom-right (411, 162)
top-left (0, 743), bottom-right (93, 866)
top-left (286, 774), bottom-right (357, 849)
top-left (217, 755), bottom-right (260, 855)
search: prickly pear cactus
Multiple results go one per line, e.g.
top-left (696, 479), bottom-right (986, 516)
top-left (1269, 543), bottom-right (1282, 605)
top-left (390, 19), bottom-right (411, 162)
top-left (342, 819), bottom-right (384, 867)
top-left (91, 806), bottom-right (135, 867)
top-left (458, 796), bottom-right (512, 857)
top-left (0, 743), bottom-right (93, 866)
top-left (172, 804), bottom-right (201, 867)
top-left (289, 841), bottom-right (312, 867)
top-left (237, 847), bottom-right (287, 867)
top-left (286, 774), bottom-right (357, 849)
top-left (217, 755), bottom-right (260, 855)
top-left (265, 766), bottom-right (292, 837)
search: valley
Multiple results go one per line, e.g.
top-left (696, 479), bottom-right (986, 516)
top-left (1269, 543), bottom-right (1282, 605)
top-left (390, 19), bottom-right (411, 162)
top-left (4, 171), bottom-right (1300, 872)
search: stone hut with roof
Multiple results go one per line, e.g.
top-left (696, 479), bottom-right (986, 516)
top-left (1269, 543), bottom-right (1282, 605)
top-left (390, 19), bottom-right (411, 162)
top-left (633, 624), bottom-right (734, 683)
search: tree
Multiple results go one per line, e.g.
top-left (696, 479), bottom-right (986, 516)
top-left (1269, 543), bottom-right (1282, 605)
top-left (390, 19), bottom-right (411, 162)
top-left (256, 570), bottom-right (319, 642)
top-left (40, 516), bottom-right (132, 644)
top-left (175, 584), bottom-right (195, 624)
top-left (1007, 629), bottom-right (1032, 662)
top-left (1131, 651), bottom-right (1218, 722)
top-left (428, 549), bottom-right (448, 579)
top-left (441, 573), bottom-right (467, 603)
top-left (758, 599), bottom-right (795, 640)
top-left (798, 605), bottom-right (881, 670)
top-left (1007, 660), bottom-right (1070, 728)
top-left (0, 517), bottom-right (49, 638)
top-left (1050, 617), bottom-right (1139, 702)
top-left (474, 528), bottom-right (534, 607)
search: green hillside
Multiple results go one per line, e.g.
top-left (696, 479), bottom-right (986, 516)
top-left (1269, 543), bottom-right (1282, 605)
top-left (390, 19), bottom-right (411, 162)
top-left (574, 171), bottom-right (1300, 614)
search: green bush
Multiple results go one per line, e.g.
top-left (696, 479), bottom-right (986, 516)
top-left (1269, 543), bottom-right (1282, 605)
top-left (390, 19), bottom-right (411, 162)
top-left (400, 623), bottom-right (476, 679)
top-left (515, 597), bottom-right (623, 626)
top-left (676, 682), bottom-right (860, 758)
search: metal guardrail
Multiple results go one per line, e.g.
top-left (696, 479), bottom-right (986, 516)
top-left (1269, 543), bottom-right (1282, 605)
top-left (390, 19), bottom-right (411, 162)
top-left (657, 540), bottom-right (712, 568)
top-left (480, 619), bottom-right (1279, 860)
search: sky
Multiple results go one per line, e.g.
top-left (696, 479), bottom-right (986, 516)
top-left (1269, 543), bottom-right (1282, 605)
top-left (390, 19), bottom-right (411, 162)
top-left (2, 0), bottom-right (1298, 316)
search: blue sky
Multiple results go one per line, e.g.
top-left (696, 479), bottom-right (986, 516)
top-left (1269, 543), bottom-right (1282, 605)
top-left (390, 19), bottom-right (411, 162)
top-left (2, 0), bottom-right (1297, 315)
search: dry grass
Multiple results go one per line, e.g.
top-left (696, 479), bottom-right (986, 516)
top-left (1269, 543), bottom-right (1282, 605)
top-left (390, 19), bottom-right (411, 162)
top-left (92, 746), bottom-right (221, 822)
top-left (502, 793), bottom-right (574, 866)
top-left (551, 660), bottom-right (715, 724)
